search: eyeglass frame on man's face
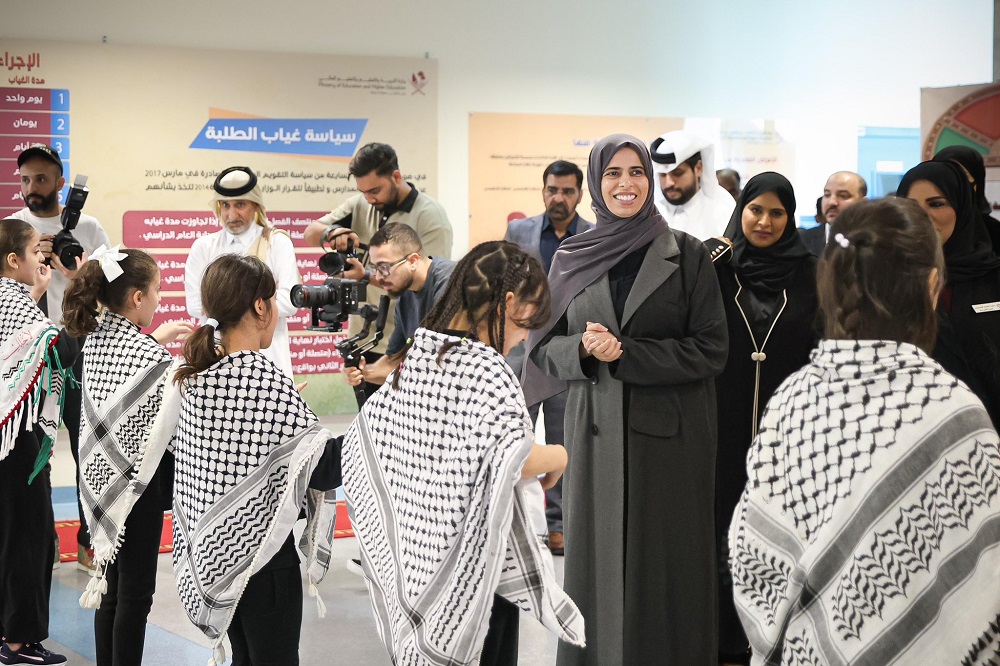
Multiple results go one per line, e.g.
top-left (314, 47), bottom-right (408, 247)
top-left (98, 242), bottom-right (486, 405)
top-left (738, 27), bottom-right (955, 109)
top-left (372, 255), bottom-right (411, 278)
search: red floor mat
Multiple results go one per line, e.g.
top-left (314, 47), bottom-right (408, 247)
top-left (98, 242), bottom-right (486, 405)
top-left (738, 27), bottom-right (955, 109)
top-left (55, 500), bottom-right (354, 563)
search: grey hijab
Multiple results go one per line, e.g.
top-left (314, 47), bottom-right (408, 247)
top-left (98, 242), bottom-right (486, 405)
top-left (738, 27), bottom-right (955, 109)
top-left (522, 133), bottom-right (670, 405)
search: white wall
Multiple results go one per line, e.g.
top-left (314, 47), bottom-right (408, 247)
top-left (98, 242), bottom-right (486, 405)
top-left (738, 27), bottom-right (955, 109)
top-left (2, 0), bottom-right (993, 252)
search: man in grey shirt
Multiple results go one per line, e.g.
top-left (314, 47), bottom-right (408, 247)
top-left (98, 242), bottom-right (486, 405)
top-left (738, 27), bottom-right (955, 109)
top-left (343, 222), bottom-right (454, 387)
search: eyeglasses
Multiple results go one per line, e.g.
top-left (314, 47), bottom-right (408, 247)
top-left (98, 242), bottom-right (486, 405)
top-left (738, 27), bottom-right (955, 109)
top-left (372, 256), bottom-right (410, 278)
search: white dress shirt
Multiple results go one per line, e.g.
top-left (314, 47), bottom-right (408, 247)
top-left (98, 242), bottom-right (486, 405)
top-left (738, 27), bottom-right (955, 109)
top-left (184, 224), bottom-right (300, 378)
top-left (656, 189), bottom-right (735, 241)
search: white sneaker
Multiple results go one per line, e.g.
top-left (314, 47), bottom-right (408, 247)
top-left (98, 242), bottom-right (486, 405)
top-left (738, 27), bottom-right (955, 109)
top-left (345, 557), bottom-right (364, 577)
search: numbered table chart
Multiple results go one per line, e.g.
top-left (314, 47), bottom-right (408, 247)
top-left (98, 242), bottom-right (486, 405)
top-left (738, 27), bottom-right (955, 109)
top-left (0, 87), bottom-right (70, 216)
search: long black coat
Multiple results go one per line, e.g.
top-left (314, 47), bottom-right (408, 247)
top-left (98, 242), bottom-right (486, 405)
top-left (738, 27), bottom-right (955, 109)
top-left (533, 229), bottom-right (728, 666)
top-left (712, 257), bottom-right (819, 657)
top-left (934, 270), bottom-right (1000, 429)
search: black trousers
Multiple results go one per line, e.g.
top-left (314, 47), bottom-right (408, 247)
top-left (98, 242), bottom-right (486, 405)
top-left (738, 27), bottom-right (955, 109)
top-left (0, 434), bottom-right (55, 643)
top-left (63, 353), bottom-right (91, 550)
top-left (228, 565), bottom-right (303, 666)
top-left (480, 595), bottom-right (519, 666)
top-left (93, 477), bottom-right (165, 666)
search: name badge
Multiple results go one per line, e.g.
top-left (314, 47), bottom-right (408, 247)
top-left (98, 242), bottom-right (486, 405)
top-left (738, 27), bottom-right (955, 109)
top-left (971, 301), bottom-right (1000, 314)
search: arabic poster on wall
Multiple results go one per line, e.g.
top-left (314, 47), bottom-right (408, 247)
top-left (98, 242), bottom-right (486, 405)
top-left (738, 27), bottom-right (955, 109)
top-left (1, 40), bottom-right (438, 414)
top-left (921, 82), bottom-right (1000, 213)
top-left (468, 113), bottom-right (795, 246)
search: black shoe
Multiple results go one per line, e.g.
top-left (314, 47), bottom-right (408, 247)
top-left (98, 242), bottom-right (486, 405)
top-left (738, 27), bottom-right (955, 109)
top-left (0, 642), bottom-right (68, 664)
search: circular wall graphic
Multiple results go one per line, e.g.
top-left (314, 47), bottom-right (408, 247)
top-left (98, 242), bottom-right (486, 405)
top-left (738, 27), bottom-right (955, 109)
top-left (923, 82), bottom-right (1000, 167)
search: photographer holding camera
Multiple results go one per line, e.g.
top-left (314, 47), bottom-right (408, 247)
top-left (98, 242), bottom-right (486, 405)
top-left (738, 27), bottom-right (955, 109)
top-left (303, 144), bottom-right (453, 381)
top-left (13, 144), bottom-right (110, 573)
top-left (339, 223), bottom-right (454, 389)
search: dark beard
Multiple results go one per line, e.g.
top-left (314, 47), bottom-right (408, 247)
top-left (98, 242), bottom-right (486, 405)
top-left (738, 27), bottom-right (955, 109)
top-left (663, 185), bottom-right (696, 206)
top-left (547, 203), bottom-right (571, 223)
top-left (374, 182), bottom-right (401, 212)
top-left (25, 190), bottom-right (59, 214)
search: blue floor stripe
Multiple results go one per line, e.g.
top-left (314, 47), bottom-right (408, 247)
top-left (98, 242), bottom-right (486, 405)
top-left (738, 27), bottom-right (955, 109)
top-left (51, 486), bottom-right (77, 505)
top-left (49, 579), bottom-right (210, 665)
top-left (53, 502), bottom-right (78, 522)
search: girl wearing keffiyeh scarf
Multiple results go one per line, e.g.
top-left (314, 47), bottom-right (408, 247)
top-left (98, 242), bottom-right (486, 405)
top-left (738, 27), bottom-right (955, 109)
top-left (343, 241), bottom-right (583, 666)
top-left (0, 218), bottom-right (80, 666)
top-left (729, 198), bottom-right (1000, 664)
top-left (62, 246), bottom-right (192, 666)
top-left (164, 254), bottom-right (342, 666)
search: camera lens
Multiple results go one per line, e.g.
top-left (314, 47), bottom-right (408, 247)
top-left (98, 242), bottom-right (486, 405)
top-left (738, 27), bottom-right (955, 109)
top-left (291, 284), bottom-right (337, 308)
top-left (52, 232), bottom-right (85, 268)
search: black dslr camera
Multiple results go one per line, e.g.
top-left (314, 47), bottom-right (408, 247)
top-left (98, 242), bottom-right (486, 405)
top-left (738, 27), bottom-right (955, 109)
top-left (290, 240), bottom-right (369, 333)
top-left (291, 239), bottom-right (390, 406)
top-left (49, 174), bottom-right (88, 267)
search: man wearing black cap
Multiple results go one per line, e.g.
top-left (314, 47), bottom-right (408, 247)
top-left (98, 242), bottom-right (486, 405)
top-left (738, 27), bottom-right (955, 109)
top-left (12, 143), bottom-right (110, 574)
top-left (184, 166), bottom-right (300, 378)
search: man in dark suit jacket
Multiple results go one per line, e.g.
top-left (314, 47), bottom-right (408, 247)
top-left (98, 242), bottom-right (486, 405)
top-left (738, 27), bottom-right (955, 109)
top-left (800, 171), bottom-right (867, 256)
top-left (504, 160), bottom-right (594, 555)
top-left (799, 196), bottom-right (827, 257)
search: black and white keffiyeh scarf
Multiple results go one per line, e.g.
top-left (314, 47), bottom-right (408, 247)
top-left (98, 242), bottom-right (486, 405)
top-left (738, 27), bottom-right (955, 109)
top-left (0, 276), bottom-right (69, 483)
top-left (77, 311), bottom-right (173, 608)
top-left (730, 340), bottom-right (1000, 665)
top-left (156, 350), bottom-right (337, 664)
top-left (343, 328), bottom-right (585, 666)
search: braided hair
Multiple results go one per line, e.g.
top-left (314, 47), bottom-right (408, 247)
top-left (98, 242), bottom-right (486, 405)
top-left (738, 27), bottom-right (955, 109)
top-left (390, 240), bottom-right (550, 388)
top-left (817, 198), bottom-right (944, 353)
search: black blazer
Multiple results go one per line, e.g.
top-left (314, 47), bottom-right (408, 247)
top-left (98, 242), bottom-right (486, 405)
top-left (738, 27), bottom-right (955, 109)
top-left (799, 224), bottom-right (827, 257)
top-left (934, 271), bottom-right (1000, 429)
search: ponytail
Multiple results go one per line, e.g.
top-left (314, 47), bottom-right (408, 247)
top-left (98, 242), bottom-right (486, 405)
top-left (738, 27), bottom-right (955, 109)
top-left (62, 260), bottom-right (105, 335)
top-left (63, 247), bottom-right (159, 336)
top-left (174, 254), bottom-right (276, 385)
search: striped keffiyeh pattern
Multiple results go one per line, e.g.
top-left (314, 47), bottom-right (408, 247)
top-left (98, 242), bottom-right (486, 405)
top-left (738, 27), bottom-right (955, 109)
top-left (343, 328), bottom-right (585, 666)
top-left (730, 339), bottom-right (1000, 665)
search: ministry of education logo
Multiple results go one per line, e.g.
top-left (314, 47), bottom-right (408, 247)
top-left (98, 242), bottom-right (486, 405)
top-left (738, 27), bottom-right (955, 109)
top-left (411, 71), bottom-right (428, 95)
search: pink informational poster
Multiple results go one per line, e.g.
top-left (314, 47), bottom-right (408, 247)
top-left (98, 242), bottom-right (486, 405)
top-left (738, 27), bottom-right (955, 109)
top-left (0, 41), bottom-right (438, 413)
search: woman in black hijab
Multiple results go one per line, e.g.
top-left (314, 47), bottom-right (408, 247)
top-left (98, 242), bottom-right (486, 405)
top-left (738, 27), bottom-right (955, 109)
top-left (898, 161), bottom-right (1000, 427)
top-left (527, 134), bottom-right (728, 666)
top-left (934, 145), bottom-right (1000, 251)
top-left (707, 172), bottom-right (818, 665)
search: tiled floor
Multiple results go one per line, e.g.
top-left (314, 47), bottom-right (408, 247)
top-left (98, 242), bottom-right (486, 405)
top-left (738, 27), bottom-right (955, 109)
top-left (43, 416), bottom-right (564, 665)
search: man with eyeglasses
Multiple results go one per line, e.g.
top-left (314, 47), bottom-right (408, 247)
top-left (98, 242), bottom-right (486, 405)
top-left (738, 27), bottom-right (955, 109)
top-left (503, 160), bottom-right (593, 556)
top-left (341, 222), bottom-right (454, 388)
top-left (303, 144), bottom-right (452, 382)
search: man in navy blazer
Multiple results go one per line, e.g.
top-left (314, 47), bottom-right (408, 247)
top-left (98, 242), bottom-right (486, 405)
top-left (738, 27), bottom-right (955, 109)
top-left (504, 160), bottom-right (594, 555)
top-left (504, 160), bottom-right (595, 274)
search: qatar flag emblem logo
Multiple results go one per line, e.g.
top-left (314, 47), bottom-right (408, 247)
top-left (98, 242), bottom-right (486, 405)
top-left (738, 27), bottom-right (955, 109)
top-left (411, 71), bottom-right (428, 95)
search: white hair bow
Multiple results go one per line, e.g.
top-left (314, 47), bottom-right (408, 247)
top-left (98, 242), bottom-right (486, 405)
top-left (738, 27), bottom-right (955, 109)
top-left (89, 244), bottom-right (129, 282)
